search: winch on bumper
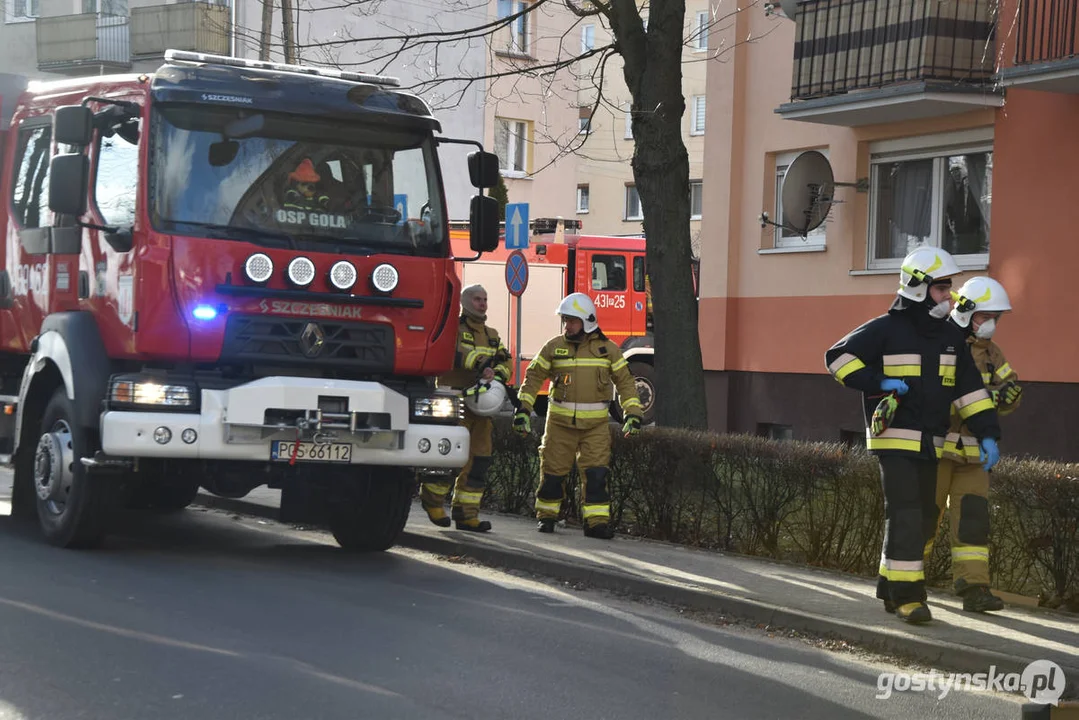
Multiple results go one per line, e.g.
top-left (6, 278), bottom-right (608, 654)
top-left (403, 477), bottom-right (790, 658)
top-left (98, 375), bottom-right (470, 467)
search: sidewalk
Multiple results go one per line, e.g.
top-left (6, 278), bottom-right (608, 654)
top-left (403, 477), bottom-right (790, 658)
top-left (194, 486), bottom-right (1079, 698)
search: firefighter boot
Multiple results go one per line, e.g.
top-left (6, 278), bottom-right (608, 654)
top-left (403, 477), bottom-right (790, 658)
top-left (961, 586), bottom-right (1004, 613)
top-left (883, 599), bottom-right (896, 614)
top-left (581, 467), bottom-right (613, 538)
top-left (537, 519), bottom-right (556, 534)
top-left (452, 456), bottom-right (492, 532)
top-left (535, 474), bottom-right (566, 529)
top-left (419, 474), bottom-right (452, 527)
top-left (584, 523), bottom-right (614, 540)
top-left (895, 602), bottom-right (933, 624)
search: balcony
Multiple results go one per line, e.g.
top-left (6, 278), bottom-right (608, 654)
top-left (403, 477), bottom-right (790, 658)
top-left (36, 13), bottom-right (132, 74)
top-left (131, 2), bottom-right (230, 60)
top-left (775, 0), bottom-right (1003, 127)
top-left (996, 0), bottom-right (1079, 93)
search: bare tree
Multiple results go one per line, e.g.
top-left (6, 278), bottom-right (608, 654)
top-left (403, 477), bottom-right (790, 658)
top-left (233, 0), bottom-right (778, 429)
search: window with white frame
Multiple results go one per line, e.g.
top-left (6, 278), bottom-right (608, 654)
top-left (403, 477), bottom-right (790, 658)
top-left (625, 185), bottom-right (642, 220)
top-left (577, 184), bottom-right (590, 213)
top-left (868, 129), bottom-right (992, 269)
top-left (9, 0), bottom-right (40, 19)
top-left (690, 96), bottom-right (705, 135)
top-left (494, 117), bottom-right (529, 175)
top-left (497, 0), bottom-right (532, 55)
top-left (694, 11), bottom-right (709, 50)
top-left (581, 24), bottom-right (595, 52)
top-left (690, 180), bottom-right (702, 219)
top-left (624, 103), bottom-right (633, 139)
top-left (775, 149), bottom-right (828, 248)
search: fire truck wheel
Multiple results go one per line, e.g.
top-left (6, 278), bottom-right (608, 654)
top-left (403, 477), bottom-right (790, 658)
top-left (326, 467), bottom-right (413, 552)
top-left (33, 388), bottom-right (121, 549)
top-left (609, 362), bottom-right (656, 426)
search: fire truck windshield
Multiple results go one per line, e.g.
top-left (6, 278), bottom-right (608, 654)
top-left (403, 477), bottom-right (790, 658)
top-left (149, 103), bottom-right (445, 255)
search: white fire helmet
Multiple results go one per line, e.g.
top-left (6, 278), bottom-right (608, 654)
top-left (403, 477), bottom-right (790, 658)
top-left (463, 379), bottom-right (507, 417)
top-left (950, 276), bottom-right (1012, 328)
top-left (556, 292), bottom-right (599, 333)
top-left (897, 246), bottom-right (962, 302)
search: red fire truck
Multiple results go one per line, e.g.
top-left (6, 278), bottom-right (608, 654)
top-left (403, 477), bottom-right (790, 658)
top-left (450, 220), bottom-right (697, 426)
top-left (0, 50), bottom-right (503, 551)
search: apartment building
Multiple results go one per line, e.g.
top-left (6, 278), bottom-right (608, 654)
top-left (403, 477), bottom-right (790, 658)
top-left (699, 0), bottom-right (1079, 460)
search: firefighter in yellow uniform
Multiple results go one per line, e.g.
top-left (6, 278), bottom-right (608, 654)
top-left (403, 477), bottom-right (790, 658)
top-left (513, 292), bottom-right (643, 540)
top-left (420, 284), bottom-right (511, 532)
top-left (925, 276), bottom-right (1021, 612)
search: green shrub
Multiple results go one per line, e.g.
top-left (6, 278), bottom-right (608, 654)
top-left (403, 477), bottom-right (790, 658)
top-left (481, 418), bottom-right (1079, 611)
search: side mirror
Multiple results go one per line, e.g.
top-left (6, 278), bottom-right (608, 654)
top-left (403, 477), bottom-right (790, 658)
top-left (469, 195), bottom-right (500, 253)
top-left (54, 105), bottom-right (93, 146)
top-left (48, 153), bottom-right (89, 217)
top-left (467, 151), bottom-right (500, 189)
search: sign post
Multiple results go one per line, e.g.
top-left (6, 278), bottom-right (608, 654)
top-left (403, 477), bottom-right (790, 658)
top-left (505, 249), bottom-right (529, 387)
top-left (504, 203), bottom-right (530, 249)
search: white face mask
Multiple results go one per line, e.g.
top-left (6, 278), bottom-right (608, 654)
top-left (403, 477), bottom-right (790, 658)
top-left (974, 318), bottom-right (996, 339)
top-left (928, 299), bottom-right (951, 319)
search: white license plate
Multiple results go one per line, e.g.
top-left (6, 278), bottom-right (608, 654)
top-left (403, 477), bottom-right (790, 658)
top-left (271, 441), bottom-right (353, 464)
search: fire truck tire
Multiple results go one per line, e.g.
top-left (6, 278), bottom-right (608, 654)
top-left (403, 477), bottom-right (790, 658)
top-left (34, 388), bottom-right (122, 549)
top-left (610, 361), bottom-right (656, 426)
top-left (326, 467), bottom-right (413, 552)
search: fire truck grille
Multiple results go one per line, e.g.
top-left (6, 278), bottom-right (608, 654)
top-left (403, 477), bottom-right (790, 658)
top-left (220, 315), bottom-right (395, 372)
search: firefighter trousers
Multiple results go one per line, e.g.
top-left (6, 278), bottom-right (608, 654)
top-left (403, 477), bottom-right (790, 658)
top-left (419, 409), bottom-right (493, 523)
top-left (535, 421), bottom-right (611, 528)
top-left (925, 459), bottom-right (991, 593)
top-left (875, 455), bottom-right (939, 607)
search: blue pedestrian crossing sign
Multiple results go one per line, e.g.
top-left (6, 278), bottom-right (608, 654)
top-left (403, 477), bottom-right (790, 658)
top-left (393, 194), bottom-right (408, 224)
top-left (505, 202), bottom-right (529, 249)
top-left (505, 250), bottom-right (529, 297)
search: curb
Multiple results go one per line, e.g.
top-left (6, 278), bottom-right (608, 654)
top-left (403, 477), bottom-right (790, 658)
top-left (193, 493), bottom-right (1079, 699)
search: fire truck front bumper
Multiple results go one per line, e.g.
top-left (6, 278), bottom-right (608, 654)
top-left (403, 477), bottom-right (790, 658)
top-left (99, 376), bottom-right (470, 468)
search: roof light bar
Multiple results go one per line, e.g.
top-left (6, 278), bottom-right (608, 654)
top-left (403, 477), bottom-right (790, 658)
top-left (163, 49), bottom-right (401, 88)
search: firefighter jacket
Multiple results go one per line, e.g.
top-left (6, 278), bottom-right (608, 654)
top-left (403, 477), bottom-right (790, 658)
top-left (518, 331), bottom-right (642, 430)
top-left (437, 316), bottom-right (512, 390)
top-left (824, 304), bottom-right (1001, 460)
top-left (942, 336), bottom-right (1020, 464)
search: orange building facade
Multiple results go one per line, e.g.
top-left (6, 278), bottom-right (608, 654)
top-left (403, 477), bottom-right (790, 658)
top-left (698, 0), bottom-right (1079, 459)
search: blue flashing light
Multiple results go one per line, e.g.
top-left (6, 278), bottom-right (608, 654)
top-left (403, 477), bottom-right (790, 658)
top-left (192, 305), bottom-right (218, 321)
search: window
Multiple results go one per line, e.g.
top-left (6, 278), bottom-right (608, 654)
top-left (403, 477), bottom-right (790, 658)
top-left (690, 180), bottom-right (702, 219)
top-left (578, 106), bottom-right (591, 135)
top-left (757, 423), bottom-right (793, 441)
top-left (868, 130), bottom-right (992, 268)
top-left (11, 124), bottom-right (52, 229)
top-left (95, 132), bottom-right (139, 227)
top-left (9, 0), bottom-right (40, 19)
top-left (495, 117), bottom-right (529, 174)
top-left (690, 96), bottom-right (705, 135)
top-left (576, 184), bottom-right (589, 213)
top-left (591, 254), bottom-right (627, 291)
top-left (633, 256), bottom-right (646, 292)
top-left (775, 149), bottom-right (828, 248)
top-left (625, 185), bottom-right (642, 220)
top-left (581, 24), bottom-right (595, 52)
top-left (694, 11), bottom-right (709, 50)
top-left (839, 429), bottom-right (861, 448)
top-left (624, 103), bottom-right (633, 139)
top-left (497, 0), bottom-right (531, 55)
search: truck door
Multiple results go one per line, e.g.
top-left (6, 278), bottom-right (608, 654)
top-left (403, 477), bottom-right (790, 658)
top-left (630, 254), bottom-right (648, 336)
top-left (585, 251), bottom-right (631, 346)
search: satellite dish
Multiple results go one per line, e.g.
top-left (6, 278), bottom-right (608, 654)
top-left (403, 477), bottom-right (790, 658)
top-left (781, 150), bottom-right (834, 235)
top-left (779, 0), bottom-right (799, 19)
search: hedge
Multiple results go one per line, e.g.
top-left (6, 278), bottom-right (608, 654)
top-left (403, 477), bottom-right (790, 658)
top-left (477, 418), bottom-right (1079, 612)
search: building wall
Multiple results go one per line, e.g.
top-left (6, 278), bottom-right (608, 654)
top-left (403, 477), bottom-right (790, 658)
top-left (699, 2), bottom-right (1079, 461)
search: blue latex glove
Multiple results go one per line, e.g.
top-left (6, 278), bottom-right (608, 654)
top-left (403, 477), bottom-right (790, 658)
top-left (979, 437), bottom-right (1000, 472)
top-left (880, 379), bottom-right (909, 395)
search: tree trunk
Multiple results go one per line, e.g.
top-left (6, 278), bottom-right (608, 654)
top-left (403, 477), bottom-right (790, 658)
top-left (615, 0), bottom-right (708, 430)
top-left (259, 0), bottom-right (274, 61)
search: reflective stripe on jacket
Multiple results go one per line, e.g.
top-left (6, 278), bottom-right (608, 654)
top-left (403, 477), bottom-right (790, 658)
top-left (942, 336), bottom-right (1019, 464)
top-left (518, 331), bottom-right (642, 429)
top-left (437, 316), bottom-right (512, 390)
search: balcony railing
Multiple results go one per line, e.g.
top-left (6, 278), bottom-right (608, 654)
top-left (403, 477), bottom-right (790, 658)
top-left (790, 0), bottom-right (998, 101)
top-left (1014, 0), bottom-right (1079, 65)
top-left (131, 2), bottom-right (230, 59)
top-left (36, 13), bottom-right (131, 72)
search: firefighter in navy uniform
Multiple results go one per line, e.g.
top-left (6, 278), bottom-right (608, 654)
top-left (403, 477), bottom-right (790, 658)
top-left (825, 247), bottom-right (1001, 624)
top-left (420, 284), bottom-right (511, 532)
top-left (924, 276), bottom-right (1021, 613)
top-left (513, 292), bottom-right (643, 540)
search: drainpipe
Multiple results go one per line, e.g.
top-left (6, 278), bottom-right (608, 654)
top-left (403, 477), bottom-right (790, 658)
top-left (229, 0), bottom-right (237, 57)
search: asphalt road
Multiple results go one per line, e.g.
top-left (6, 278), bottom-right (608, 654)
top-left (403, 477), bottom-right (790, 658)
top-left (0, 501), bottom-right (1023, 720)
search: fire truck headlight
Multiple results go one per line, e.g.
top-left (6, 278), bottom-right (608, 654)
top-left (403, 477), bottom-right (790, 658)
top-left (371, 263), bottom-right (399, 293)
top-left (286, 256), bottom-right (316, 287)
top-left (244, 253), bottom-right (274, 284)
top-left (329, 260), bottom-right (357, 291)
top-left (109, 375), bottom-right (198, 411)
top-left (411, 394), bottom-right (462, 424)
